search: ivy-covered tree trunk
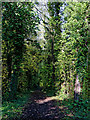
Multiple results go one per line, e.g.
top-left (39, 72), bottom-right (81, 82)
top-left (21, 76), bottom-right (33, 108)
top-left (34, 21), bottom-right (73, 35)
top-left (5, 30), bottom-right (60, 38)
top-left (51, 36), bottom-right (55, 88)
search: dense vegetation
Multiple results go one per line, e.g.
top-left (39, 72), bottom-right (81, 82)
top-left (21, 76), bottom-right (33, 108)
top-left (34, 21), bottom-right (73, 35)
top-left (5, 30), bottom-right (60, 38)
top-left (2, 1), bottom-right (89, 120)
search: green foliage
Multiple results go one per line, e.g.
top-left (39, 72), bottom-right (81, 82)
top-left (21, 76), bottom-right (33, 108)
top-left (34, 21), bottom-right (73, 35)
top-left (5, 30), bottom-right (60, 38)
top-left (70, 99), bottom-right (90, 119)
top-left (2, 91), bottom-right (31, 120)
top-left (2, 2), bottom-right (40, 100)
top-left (19, 42), bottom-right (42, 90)
top-left (39, 2), bottom-right (63, 90)
top-left (59, 98), bottom-right (90, 120)
top-left (56, 2), bottom-right (89, 99)
top-left (2, 2), bottom-right (89, 119)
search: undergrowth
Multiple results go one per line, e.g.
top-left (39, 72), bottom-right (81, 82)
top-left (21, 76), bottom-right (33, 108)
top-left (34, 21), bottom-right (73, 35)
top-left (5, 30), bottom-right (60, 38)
top-left (60, 98), bottom-right (90, 120)
top-left (1, 91), bottom-right (32, 120)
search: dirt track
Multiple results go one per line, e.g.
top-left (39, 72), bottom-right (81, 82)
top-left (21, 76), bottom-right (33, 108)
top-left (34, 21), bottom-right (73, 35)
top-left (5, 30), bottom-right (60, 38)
top-left (19, 90), bottom-right (65, 120)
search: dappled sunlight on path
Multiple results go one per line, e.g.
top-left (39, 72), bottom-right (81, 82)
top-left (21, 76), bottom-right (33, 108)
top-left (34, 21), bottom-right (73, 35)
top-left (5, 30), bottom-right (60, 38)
top-left (19, 90), bottom-right (74, 120)
top-left (35, 96), bottom-right (57, 104)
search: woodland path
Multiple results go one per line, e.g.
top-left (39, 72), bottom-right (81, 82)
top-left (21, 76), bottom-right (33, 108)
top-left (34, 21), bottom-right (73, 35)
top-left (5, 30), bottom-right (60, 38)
top-left (19, 90), bottom-right (68, 120)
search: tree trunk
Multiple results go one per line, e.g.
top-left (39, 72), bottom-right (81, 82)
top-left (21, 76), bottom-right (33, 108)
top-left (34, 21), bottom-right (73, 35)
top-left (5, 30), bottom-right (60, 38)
top-left (74, 74), bottom-right (81, 101)
top-left (7, 52), bottom-right (12, 81)
top-left (9, 69), bottom-right (18, 99)
top-left (51, 37), bottom-right (55, 88)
